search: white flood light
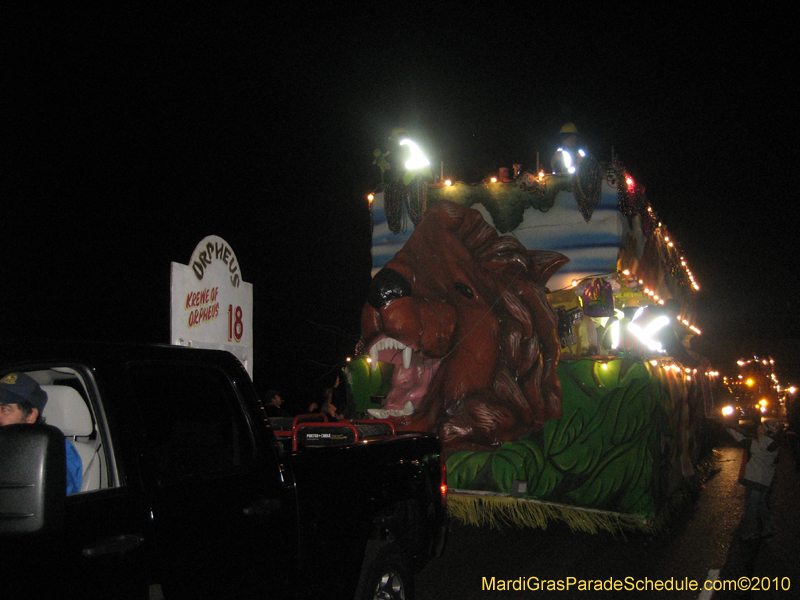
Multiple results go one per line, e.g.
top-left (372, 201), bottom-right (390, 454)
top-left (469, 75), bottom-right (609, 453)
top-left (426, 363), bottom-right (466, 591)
top-left (610, 319), bottom-right (620, 349)
top-left (399, 138), bottom-right (430, 170)
top-left (627, 311), bottom-right (671, 353)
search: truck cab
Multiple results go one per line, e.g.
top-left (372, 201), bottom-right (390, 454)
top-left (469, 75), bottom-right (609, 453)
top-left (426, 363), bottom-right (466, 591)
top-left (0, 340), bottom-right (447, 599)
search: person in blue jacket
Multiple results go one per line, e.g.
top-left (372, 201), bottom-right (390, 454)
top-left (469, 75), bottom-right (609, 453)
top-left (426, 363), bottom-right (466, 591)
top-left (0, 372), bottom-right (83, 494)
top-left (727, 419), bottom-right (781, 541)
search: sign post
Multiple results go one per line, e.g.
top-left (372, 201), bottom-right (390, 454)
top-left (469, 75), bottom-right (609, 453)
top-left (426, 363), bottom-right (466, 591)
top-left (170, 235), bottom-right (254, 378)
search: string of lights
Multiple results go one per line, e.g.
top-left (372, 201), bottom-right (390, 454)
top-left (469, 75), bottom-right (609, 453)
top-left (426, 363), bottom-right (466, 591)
top-left (364, 139), bottom-right (714, 377)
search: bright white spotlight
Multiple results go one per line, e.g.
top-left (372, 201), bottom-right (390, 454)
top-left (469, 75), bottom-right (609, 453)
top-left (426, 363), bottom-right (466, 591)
top-left (399, 138), bottom-right (430, 170)
top-left (627, 311), bottom-right (671, 353)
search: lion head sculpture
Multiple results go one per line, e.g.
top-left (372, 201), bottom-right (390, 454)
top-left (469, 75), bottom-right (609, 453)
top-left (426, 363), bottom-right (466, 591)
top-left (360, 200), bottom-right (569, 451)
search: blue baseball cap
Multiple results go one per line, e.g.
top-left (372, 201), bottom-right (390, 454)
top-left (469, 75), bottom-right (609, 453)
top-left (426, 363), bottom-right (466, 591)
top-left (0, 372), bottom-right (48, 411)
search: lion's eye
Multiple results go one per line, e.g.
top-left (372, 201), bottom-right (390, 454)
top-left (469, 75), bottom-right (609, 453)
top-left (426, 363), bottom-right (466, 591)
top-left (454, 282), bottom-right (474, 299)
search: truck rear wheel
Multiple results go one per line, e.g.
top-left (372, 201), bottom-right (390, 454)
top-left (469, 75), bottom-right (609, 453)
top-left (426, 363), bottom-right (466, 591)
top-left (357, 543), bottom-right (414, 600)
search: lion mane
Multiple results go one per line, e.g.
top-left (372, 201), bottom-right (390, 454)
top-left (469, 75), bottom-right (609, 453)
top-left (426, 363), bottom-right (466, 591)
top-left (361, 200), bottom-right (568, 451)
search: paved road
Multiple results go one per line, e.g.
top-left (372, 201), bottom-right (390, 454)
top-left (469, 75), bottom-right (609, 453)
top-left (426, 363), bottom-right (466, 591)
top-left (417, 428), bottom-right (799, 599)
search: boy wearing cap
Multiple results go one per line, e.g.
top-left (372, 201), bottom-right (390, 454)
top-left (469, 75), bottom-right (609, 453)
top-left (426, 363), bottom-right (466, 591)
top-left (727, 419), bottom-right (781, 541)
top-left (0, 372), bottom-right (83, 495)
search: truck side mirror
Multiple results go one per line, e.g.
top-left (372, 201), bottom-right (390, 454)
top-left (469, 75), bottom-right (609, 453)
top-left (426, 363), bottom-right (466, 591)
top-left (0, 424), bottom-right (66, 535)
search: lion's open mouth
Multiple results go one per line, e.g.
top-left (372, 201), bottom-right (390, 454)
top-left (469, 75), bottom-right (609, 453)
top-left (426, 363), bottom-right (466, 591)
top-left (366, 336), bottom-right (441, 418)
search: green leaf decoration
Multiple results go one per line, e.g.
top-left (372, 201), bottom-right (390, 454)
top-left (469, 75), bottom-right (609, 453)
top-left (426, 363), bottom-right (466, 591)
top-left (446, 451), bottom-right (492, 490)
top-left (445, 358), bottom-right (695, 522)
top-left (491, 442), bottom-right (535, 493)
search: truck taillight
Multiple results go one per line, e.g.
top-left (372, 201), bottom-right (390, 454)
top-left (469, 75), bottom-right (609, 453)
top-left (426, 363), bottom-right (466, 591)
top-left (440, 460), bottom-right (447, 507)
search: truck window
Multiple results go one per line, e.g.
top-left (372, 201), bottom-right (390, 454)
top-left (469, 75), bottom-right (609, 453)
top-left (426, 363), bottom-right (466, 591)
top-left (2, 366), bottom-right (119, 494)
top-left (127, 363), bottom-right (254, 485)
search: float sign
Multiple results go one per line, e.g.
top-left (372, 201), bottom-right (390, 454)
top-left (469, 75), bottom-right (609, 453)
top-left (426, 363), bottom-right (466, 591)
top-left (170, 235), bottom-right (254, 378)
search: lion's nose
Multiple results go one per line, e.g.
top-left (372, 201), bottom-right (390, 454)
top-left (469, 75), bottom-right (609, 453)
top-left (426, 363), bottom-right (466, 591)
top-left (368, 268), bottom-right (412, 310)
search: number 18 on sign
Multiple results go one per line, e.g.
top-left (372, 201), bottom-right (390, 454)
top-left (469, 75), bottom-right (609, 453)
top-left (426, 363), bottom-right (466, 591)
top-left (170, 235), bottom-right (254, 378)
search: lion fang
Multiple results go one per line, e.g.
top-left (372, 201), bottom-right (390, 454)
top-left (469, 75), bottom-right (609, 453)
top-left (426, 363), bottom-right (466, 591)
top-left (367, 401), bottom-right (415, 419)
top-left (369, 337), bottom-right (413, 371)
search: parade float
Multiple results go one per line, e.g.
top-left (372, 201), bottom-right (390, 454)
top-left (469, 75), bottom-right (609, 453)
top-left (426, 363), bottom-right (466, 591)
top-left (347, 128), bottom-right (714, 532)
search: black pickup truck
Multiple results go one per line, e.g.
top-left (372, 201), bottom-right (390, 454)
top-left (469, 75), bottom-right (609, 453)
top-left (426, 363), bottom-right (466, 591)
top-left (0, 340), bottom-right (447, 599)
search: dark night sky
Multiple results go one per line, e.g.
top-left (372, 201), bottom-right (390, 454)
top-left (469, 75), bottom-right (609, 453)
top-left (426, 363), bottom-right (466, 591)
top-left (4, 5), bottom-right (797, 406)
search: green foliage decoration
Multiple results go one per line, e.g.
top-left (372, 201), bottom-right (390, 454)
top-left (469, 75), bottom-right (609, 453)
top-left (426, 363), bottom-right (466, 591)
top-left (446, 359), bottom-right (685, 521)
top-left (425, 178), bottom-right (570, 233)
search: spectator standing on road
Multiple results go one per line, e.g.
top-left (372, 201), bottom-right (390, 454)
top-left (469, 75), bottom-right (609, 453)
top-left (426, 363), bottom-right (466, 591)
top-left (320, 387), bottom-right (343, 421)
top-left (0, 372), bottom-right (83, 495)
top-left (786, 395), bottom-right (800, 471)
top-left (331, 373), bottom-right (355, 419)
top-left (727, 419), bottom-right (781, 541)
top-left (264, 389), bottom-right (289, 418)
